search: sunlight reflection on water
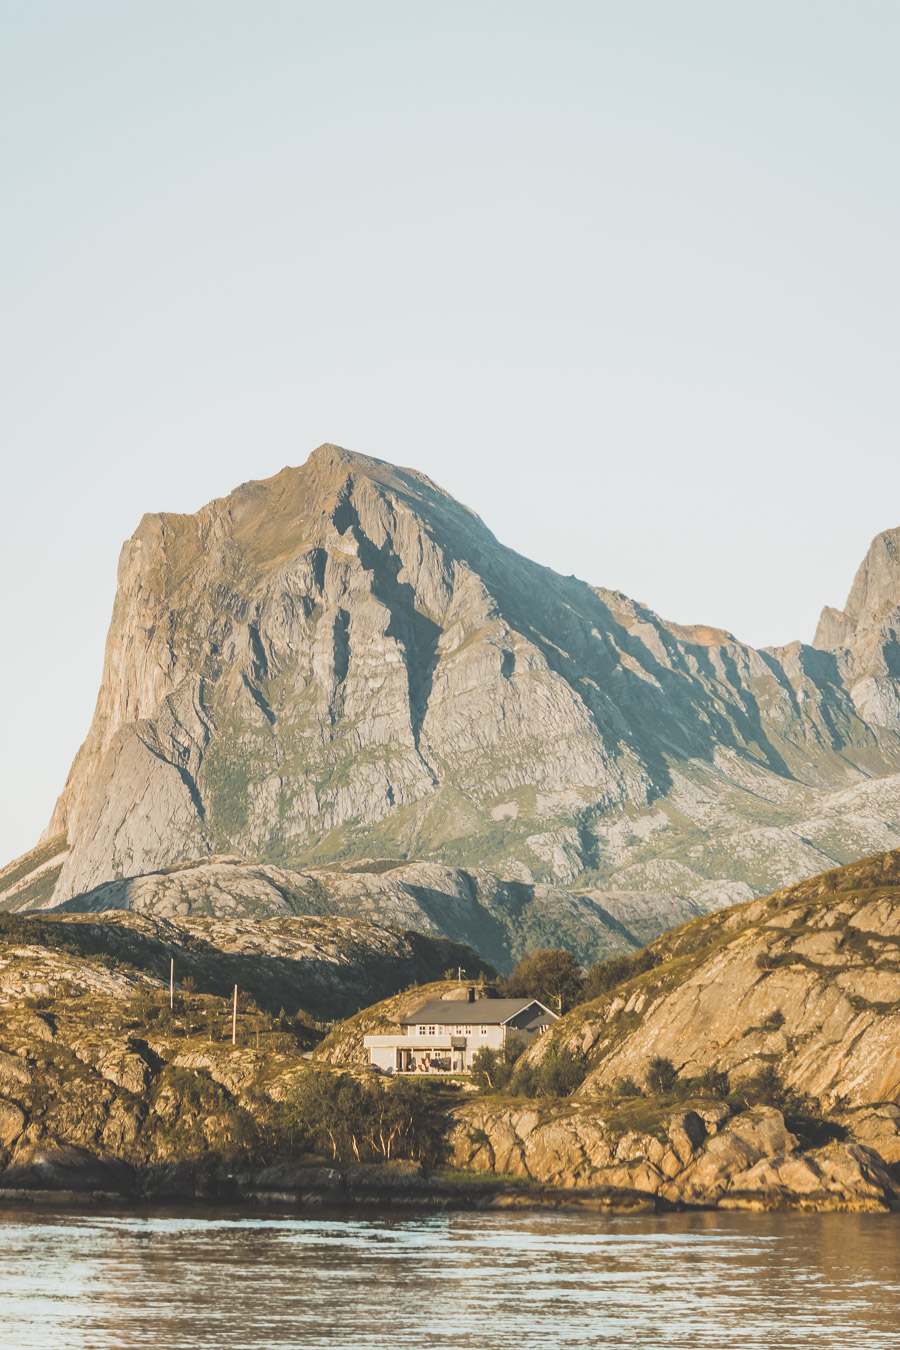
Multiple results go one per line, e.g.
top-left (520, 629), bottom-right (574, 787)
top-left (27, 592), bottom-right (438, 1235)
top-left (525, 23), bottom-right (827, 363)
top-left (1, 1206), bottom-right (898, 1349)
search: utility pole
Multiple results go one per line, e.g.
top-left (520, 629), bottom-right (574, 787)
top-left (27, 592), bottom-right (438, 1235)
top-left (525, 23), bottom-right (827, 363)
top-left (170, 957), bottom-right (174, 1011)
top-left (232, 984), bottom-right (238, 1045)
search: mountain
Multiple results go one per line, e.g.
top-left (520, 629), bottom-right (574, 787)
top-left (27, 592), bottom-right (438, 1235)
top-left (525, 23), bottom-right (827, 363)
top-left (12, 445), bottom-right (900, 927)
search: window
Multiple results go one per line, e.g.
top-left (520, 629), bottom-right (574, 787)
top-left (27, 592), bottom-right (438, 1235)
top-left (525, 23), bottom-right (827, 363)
top-left (428, 1025), bottom-right (436, 1036)
top-left (417, 1025), bottom-right (427, 1036)
top-left (480, 1025), bottom-right (488, 1035)
top-left (464, 1025), bottom-right (472, 1035)
top-left (454, 1025), bottom-right (463, 1034)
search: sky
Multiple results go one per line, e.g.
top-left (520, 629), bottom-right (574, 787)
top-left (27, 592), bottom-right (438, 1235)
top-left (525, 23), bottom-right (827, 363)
top-left (2, 1), bottom-right (899, 865)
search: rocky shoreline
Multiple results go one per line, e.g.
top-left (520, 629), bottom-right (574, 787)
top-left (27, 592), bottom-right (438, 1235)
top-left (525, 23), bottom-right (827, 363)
top-left (3, 1122), bottom-right (900, 1216)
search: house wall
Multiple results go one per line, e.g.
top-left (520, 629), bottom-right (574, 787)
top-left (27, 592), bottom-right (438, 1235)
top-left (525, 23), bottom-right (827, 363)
top-left (365, 1005), bottom-right (556, 1073)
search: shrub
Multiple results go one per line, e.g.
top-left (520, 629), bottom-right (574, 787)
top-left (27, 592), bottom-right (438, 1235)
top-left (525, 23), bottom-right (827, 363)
top-left (761, 1008), bottom-right (785, 1031)
top-left (472, 1035), bottom-right (526, 1092)
top-left (611, 1075), bottom-right (642, 1098)
top-left (506, 1045), bottom-right (586, 1099)
top-left (701, 1066), bottom-right (730, 1099)
top-left (537, 1045), bottom-right (586, 1097)
top-left (645, 1055), bottom-right (678, 1096)
top-left (581, 948), bottom-right (662, 1002)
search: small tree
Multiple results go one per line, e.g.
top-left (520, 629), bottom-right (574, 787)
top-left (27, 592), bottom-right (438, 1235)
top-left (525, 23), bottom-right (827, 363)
top-left (471, 1035), bottom-right (526, 1093)
top-left (505, 949), bottom-right (583, 1013)
top-left (645, 1055), bottom-right (678, 1096)
top-left (581, 948), bottom-right (660, 1002)
top-left (280, 1070), bottom-right (446, 1165)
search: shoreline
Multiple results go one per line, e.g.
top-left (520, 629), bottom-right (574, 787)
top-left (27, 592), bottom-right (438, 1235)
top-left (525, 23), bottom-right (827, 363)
top-left (2, 1160), bottom-right (898, 1218)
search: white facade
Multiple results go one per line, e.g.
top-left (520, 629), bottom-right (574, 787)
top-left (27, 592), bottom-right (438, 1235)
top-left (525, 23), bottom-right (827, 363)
top-left (363, 997), bottom-right (556, 1074)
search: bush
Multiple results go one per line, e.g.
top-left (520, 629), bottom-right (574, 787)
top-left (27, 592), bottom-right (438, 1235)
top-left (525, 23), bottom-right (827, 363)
top-left (611, 1075), bottom-right (642, 1098)
top-left (745, 1062), bottom-right (786, 1108)
top-left (537, 1045), bottom-right (586, 1097)
top-left (472, 1035), bottom-right (526, 1092)
top-left (645, 1055), bottom-right (678, 1096)
top-left (701, 1066), bottom-right (730, 1099)
top-left (761, 1008), bottom-right (785, 1031)
top-left (506, 1045), bottom-right (586, 1099)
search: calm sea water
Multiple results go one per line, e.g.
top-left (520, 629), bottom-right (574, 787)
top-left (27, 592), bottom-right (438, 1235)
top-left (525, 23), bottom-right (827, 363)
top-left (1, 1205), bottom-right (898, 1349)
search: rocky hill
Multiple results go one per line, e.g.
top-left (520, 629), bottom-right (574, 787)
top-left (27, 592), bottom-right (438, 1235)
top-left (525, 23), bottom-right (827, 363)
top-left (0, 908), bottom-right (490, 1022)
top-left (3, 850), bottom-right (900, 1212)
top-left (326, 848), bottom-right (900, 1210)
top-left (525, 844), bottom-right (900, 1107)
top-left (10, 446), bottom-right (900, 936)
top-left (14, 854), bottom-right (720, 971)
top-left (440, 847), bottom-right (900, 1210)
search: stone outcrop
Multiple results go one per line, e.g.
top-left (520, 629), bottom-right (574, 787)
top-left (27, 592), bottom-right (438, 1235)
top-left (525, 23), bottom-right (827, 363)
top-left (448, 1100), bottom-right (900, 1212)
top-left (11, 444), bottom-right (898, 927)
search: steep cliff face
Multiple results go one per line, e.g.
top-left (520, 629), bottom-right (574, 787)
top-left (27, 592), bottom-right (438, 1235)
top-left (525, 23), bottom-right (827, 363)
top-left (33, 446), bottom-right (900, 907)
top-left (814, 525), bottom-right (900, 731)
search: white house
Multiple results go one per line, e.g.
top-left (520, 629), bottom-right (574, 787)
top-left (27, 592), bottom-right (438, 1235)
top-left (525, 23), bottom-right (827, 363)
top-left (364, 992), bottom-right (558, 1074)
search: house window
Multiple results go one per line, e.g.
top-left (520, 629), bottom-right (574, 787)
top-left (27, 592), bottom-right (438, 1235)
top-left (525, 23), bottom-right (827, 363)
top-left (454, 1025), bottom-right (463, 1034)
top-left (417, 1025), bottom-right (427, 1036)
top-left (480, 1025), bottom-right (488, 1035)
top-left (464, 1026), bottom-right (472, 1035)
top-left (428, 1025), bottom-right (436, 1036)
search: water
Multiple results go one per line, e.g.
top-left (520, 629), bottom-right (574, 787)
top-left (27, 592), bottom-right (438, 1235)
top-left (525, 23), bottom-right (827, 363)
top-left (1, 1205), bottom-right (898, 1349)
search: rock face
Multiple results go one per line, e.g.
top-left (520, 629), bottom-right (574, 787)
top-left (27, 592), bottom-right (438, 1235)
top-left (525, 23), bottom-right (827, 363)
top-left (448, 1101), bottom-right (900, 1212)
top-left (23, 445), bottom-right (900, 912)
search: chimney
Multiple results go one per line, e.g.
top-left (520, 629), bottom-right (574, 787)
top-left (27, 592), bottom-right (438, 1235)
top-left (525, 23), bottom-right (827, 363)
top-left (467, 986), bottom-right (475, 1003)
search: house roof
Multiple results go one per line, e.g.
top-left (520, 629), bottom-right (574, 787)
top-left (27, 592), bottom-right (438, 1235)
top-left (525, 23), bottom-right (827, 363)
top-left (400, 998), bottom-right (557, 1027)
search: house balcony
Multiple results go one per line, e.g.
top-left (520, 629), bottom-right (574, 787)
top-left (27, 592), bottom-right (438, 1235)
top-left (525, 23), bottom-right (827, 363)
top-left (364, 1033), bottom-right (468, 1074)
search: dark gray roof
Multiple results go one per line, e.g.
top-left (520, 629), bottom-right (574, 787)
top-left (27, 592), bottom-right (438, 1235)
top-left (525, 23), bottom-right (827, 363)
top-left (401, 998), bottom-right (556, 1026)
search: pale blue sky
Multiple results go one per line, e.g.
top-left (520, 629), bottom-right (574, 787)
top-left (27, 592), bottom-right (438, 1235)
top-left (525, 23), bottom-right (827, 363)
top-left (2, 1), bottom-right (899, 864)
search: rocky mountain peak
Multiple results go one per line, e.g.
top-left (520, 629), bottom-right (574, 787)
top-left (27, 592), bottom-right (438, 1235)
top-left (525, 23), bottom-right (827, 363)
top-left (17, 447), bottom-right (900, 916)
top-left (812, 524), bottom-right (900, 731)
top-left (814, 525), bottom-right (900, 648)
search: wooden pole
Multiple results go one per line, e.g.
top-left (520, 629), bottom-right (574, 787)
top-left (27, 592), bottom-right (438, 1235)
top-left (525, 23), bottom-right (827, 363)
top-left (170, 957), bottom-right (174, 1010)
top-left (232, 984), bottom-right (238, 1045)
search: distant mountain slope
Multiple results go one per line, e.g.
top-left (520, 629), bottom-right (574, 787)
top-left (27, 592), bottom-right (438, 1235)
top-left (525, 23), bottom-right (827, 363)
top-left (17, 445), bottom-right (900, 913)
top-left (25, 855), bottom-right (716, 971)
